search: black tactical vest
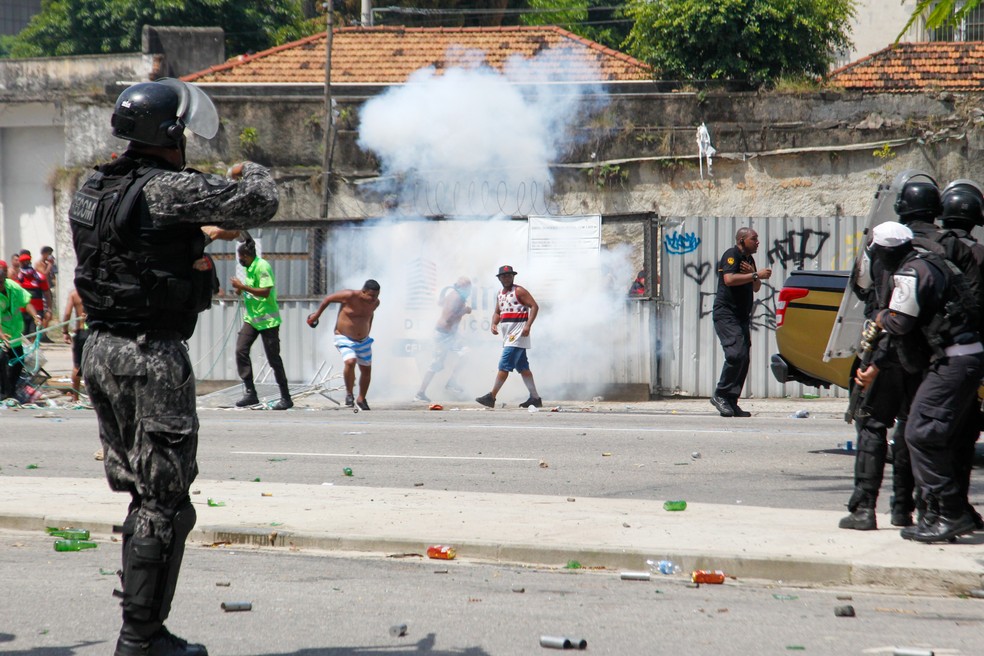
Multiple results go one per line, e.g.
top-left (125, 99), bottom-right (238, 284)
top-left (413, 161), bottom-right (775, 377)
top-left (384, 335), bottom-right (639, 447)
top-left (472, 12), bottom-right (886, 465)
top-left (895, 249), bottom-right (980, 372)
top-left (912, 227), bottom-right (984, 331)
top-left (68, 158), bottom-right (212, 339)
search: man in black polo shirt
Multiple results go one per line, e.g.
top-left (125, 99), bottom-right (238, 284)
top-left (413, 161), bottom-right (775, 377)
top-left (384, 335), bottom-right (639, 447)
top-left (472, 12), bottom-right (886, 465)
top-left (710, 228), bottom-right (772, 417)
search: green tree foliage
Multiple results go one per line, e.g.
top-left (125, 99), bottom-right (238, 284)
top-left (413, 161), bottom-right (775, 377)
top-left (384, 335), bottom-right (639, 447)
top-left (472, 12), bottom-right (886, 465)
top-left (520, 0), bottom-right (631, 50)
top-left (898, 0), bottom-right (981, 41)
top-left (5, 0), bottom-right (311, 58)
top-left (624, 0), bottom-right (856, 86)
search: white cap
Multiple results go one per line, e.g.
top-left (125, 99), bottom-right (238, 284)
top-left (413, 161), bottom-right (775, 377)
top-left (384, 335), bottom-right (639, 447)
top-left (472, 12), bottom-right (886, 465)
top-left (871, 221), bottom-right (913, 247)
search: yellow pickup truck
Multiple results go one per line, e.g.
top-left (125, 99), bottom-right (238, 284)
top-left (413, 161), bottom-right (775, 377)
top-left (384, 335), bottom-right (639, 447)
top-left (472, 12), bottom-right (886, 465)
top-left (770, 269), bottom-right (855, 390)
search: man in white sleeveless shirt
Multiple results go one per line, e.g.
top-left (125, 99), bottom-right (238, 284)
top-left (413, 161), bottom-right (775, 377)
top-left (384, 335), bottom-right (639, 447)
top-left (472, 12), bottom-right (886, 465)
top-left (476, 265), bottom-right (542, 408)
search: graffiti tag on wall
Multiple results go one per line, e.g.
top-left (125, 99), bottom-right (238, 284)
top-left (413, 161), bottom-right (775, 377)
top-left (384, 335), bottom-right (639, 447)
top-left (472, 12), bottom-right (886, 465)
top-left (767, 229), bottom-right (830, 269)
top-left (664, 231), bottom-right (701, 255)
top-left (668, 227), bottom-right (832, 332)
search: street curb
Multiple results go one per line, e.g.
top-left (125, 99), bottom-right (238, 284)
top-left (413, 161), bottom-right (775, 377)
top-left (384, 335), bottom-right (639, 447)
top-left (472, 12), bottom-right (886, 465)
top-left (7, 512), bottom-right (982, 595)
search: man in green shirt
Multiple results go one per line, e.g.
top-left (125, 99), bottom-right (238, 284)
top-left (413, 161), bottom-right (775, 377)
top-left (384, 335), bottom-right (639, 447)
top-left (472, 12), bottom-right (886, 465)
top-left (0, 259), bottom-right (42, 401)
top-left (230, 239), bottom-right (293, 410)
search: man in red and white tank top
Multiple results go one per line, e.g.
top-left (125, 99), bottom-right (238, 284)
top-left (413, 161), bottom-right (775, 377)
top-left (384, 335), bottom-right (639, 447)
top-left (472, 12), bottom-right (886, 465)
top-left (476, 265), bottom-right (543, 408)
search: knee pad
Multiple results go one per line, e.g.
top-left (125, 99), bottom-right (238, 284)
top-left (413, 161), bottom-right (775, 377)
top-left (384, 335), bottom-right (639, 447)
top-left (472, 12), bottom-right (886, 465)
top-left (855, 436), bottom-right (887, 483)
top-left (171, 498), bottom-right (196, 545)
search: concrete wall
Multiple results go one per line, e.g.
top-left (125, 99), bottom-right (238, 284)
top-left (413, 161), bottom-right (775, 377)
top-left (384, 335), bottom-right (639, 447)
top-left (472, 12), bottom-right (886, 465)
top-left (142, 26), bottom-right (224, 79)
top-left (10, 70), bottom-right (984, 397)
top-left (161, 85), bottom-right (976, 225)
top-left (0, 53), bottom-right (156, 97)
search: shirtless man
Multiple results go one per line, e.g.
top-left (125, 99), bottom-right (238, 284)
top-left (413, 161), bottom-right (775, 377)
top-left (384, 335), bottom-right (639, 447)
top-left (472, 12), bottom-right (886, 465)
top-left (61, 288), bottom-right (88, 402)
top-left (307, 279), bottom-right (381, 410)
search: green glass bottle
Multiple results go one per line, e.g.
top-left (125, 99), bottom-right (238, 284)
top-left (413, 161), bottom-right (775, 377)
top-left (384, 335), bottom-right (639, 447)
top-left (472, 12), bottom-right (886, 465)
top-left (53, 539), bottom-right (98, 552)
top-left (46, 527), bottom-right (90, 540)
top-left (663, 500), bottom-right (687, 511)
top-left (343, 467), bottom-right (353, 476)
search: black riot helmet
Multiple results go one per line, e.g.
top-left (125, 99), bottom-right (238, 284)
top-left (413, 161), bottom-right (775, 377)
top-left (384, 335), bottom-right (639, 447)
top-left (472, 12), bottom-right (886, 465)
top-left (111, 78), bottom-right (219, 148)
top-left (940, 179), bottom-right (984, 228)
top-left (894, 172), bottom-right (942, 223)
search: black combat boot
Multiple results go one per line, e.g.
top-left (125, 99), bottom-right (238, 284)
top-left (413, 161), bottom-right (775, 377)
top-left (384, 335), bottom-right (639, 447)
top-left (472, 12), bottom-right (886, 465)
top-left (890, 509), bottom-right (913, 527)
top-left (909, 511), bottom-right (977, 543)
top-left (115, 627), bottom-right (207, 656)
top-left (901, 495), bottom-right (937, 540)
top-left (838, 506), bottom-right (876, 530)
top-left (967, 503), bottom-right (984, 530)
top-left (271, 397), bottom-right (293, 410)
top-left (235, 381), bottom-right (259, 408)
top-left (889, 493), bottom-right (914, 527)
top-left (271, 383), bottom-right (293, 410)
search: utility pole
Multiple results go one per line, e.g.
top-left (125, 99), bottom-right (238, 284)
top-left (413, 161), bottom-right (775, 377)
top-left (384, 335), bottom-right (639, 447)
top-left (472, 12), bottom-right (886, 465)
top-left (362, 0), bottom-right (373, 26)
top-left (320, 2), bottom-right (336, 221)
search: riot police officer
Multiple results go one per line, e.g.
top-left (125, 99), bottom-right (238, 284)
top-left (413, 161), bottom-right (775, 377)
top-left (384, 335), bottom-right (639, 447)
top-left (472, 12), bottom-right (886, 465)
top-left (938, 180), bottom-right (984, 530)
top-left (868, 222), bottom-right (983, 543)
top-left (69, 79), bottom-right (279, 656)
top-left (839, 239), bottom-right (919, 531)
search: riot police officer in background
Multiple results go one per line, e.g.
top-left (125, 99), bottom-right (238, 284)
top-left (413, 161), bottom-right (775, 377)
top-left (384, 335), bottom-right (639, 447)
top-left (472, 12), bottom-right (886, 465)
top-left (894, 172), bottom-right (984, 316)
top-left (938, 180), bottom-right (984, 530)
top-left (868, 222), bottom-right (983, 543)
top-left (69, 79), bottom-right (279, 656)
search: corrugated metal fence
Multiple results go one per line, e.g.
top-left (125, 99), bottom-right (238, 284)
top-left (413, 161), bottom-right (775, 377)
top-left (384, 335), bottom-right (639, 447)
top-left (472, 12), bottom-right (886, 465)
top-left (187, 216), bottom-right (864, 399)
top-left (656, 215), bottom-right (864, 399)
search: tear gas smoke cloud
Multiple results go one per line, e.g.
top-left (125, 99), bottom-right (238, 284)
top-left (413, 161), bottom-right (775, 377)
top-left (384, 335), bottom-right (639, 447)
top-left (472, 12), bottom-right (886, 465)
top-left (357, 46), bottom-right (607, 216)
top-left (313, 46), bottom-right (646, 403)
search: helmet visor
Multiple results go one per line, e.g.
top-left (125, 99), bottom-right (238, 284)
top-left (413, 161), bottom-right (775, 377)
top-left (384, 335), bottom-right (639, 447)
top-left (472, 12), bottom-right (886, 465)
top-left (891, 169), bottom-right (938, 194)
top-left (157, 78), bottom-right (219, 140)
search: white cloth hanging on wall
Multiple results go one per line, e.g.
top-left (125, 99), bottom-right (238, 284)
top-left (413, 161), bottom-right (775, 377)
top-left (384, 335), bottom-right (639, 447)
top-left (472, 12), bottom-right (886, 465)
top-left (697, 123), bottom-right (716, 179)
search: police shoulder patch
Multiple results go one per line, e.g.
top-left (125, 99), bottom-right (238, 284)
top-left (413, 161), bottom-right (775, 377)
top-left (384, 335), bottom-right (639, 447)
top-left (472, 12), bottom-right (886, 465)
top-left (726, 257), bottom-right (735, 265)
top-left (69, 188), bottom-right (101, 228)
top-left (889, 272), bottom-right (920, 317)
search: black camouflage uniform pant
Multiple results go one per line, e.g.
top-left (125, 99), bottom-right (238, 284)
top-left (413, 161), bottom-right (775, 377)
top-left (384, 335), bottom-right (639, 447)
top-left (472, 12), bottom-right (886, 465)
top-left (848, 360), bottom-right (919, 513)
top-left (905, 352), bottom-right (984, 510)
top-left (82, 331), bottom-right (199, 549)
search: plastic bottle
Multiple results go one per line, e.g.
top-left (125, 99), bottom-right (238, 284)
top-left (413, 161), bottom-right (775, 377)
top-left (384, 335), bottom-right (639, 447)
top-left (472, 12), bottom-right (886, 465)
top-left (663, 500), bottom-right (687, 511)
top-left (691, 569), bottom-right (726, 584)
top-left (53, 539), bottom-right (97, 552)
top-left (46, 527), bottom-right (90, 540)
top-left (646, 559), bottom-right (682, 575)
top-left (426, 545), bottom-right (456, 560)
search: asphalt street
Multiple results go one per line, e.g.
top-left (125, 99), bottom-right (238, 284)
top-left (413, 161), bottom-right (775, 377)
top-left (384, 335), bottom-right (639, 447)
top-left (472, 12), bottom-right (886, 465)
top-left (3, 529), bottom-right (984, 656)
top-left (0, 404), bottom-right (936, 514)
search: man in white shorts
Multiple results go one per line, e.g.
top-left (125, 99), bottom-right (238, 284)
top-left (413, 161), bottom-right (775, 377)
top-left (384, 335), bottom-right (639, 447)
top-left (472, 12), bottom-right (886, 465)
top-left (307, 279), bottom-right (381, 410)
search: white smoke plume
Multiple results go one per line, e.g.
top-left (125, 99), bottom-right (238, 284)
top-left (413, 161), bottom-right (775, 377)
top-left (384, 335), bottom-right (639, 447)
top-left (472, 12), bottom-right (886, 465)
top-left (315, 46), bottom-right (644, 404)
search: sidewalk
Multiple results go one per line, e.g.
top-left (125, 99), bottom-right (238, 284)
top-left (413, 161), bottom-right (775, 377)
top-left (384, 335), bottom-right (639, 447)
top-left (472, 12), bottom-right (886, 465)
top-left (11, 344), bottom-right (984, 595)
top-left (3, 475), bottom-right (983, 595)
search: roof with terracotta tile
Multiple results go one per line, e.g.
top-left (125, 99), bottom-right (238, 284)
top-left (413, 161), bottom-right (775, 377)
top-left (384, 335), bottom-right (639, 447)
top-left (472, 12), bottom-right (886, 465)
top-left (830, 41), bottom-right (984, 92)
top-left (182, 25), bottom-right (652, 85)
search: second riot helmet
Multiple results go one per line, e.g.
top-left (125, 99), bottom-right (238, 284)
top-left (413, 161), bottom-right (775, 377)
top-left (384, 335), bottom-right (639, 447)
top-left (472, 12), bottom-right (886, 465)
top-left (894, 175), bottom-right (942, 223)
top-left (940, 179), bottom-right (984, 227)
